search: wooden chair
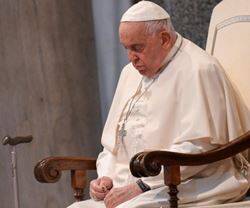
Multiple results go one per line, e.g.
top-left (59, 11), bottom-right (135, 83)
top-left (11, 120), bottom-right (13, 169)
top-left (34, 0), bottom-right (250, 207)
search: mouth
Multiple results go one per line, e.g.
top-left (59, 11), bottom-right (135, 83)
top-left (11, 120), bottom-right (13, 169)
top-left (137, 68), bottom-right (146, 75)
top-left (132, 63), bottom-right (146, 73)
top-left (135, 65), bottom-right (145, 70)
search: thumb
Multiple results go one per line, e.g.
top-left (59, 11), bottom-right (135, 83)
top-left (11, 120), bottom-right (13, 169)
top-left (99, 180), bottom-right (108, 192)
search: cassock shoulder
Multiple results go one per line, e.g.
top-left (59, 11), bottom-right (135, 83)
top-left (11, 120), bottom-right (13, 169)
top-left (180, 38), bottom-right (225, 84)
top-left (174, 41), bottom-right (246, 144)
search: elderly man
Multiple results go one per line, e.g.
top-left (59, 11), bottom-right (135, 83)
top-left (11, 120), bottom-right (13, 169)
top-left (68, 1), bottom-right (250, 208)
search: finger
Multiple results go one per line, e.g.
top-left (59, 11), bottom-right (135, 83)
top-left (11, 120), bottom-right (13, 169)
top-left (93, 192), bottom-right (105, 200)
top-left (101, 181), bottom-right (113, 191)
top-left (104, 195), bottom-right (113, 208)
top-left (99, 182), bottom-right (108, 192)
top-left (111, 192), bottom-right (123, 208)
top-left (104, 188), bottom-right (114, 199)
top-left (91, 180), bottom-right (104, 193)
top-left (91, 178), bottom-right (101, 185)
top-left (104, 190), bottom-right (117, 208)
top-left (90, 179), bottom-right (100, 189)
top-left (89, 190), bottom-right (98, 201)
top-left (90, 189), bottom-right (106, 200)
top-left (100, 177), bottom-right (113, 191)
top-left (102, 176), bottom-right (113, 184)
top-left (105, 188), bottom-right (130, 208)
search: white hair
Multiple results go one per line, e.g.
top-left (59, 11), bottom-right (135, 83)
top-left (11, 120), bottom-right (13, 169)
top-left (144, 19), bottom-right (175, 36)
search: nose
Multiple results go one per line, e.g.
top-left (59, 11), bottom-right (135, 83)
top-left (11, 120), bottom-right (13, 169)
top-left (127, 50), bottom-right (138, 63)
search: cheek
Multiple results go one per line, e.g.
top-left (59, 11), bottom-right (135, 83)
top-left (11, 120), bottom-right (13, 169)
top-left (141, 52), bottom-right (156, 67)
top-left (149, 48), bottom-right (163, 66)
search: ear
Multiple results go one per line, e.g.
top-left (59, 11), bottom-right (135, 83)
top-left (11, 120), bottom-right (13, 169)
top-left (160, 31), bottom-right (171, 49)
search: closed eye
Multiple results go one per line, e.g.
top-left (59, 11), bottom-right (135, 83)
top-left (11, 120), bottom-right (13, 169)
top-left (123, 44), bottom-right (145, 53)
top-left (131, 44), bottom-right (145, 52)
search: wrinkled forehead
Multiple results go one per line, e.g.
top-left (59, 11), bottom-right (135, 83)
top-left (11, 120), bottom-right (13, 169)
top-left (119, 22), bottom-right (148, 42)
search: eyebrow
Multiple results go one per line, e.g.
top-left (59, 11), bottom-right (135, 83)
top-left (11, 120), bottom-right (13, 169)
top-left (123, 43), bottom-right (144, 49)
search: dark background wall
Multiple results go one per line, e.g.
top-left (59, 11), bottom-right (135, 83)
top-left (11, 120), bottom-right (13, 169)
top-left (0, 0), bottom-right (101, 208)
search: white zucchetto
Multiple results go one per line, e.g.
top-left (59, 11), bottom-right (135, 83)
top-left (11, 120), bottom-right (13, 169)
top-left (121, 1), bottom-right (170, 22)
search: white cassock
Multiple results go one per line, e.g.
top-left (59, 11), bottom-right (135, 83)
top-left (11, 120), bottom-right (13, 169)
top-left (68, 34), bottom-right (250, 208)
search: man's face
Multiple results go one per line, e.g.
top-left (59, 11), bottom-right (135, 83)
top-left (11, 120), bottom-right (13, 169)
top-left (119, 22), bottom-right (168, 78)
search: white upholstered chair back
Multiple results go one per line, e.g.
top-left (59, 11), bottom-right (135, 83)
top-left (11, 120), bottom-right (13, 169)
top-left (206, 0), bottom-right (250, 161)
top-left (206, 0), bottom-right (250, 109)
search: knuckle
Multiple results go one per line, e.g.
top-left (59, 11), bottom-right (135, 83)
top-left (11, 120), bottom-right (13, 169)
top-left (90, 179), bottom-right (97, 186)
top-left (109, 189), bottom-right (115, 194)
top-left (112, 188), bottom-right (118, 192)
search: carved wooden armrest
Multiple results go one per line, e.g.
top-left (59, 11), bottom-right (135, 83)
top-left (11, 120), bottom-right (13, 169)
top-left (34, 156), bottom-right (96, 201)
top-left (130, 131), bottom-right (250, 208)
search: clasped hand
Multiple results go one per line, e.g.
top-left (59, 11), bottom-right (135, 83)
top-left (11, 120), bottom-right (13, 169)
top-left (90, 177), bottom-right (142, 208)
top-left (90, 176), bottom-right (113, 201)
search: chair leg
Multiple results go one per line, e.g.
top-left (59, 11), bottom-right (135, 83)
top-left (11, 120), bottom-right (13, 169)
top-left (71, 170), bottom-right (87, 201)
top-left (168, 184), bottom-right (179, 208)
top-left (164, 165), bottom-right (181, 208)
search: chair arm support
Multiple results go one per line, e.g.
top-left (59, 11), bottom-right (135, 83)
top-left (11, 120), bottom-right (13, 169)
top-left (34, 156), bottom-right (96, 183)
top-left (130, 131), bottom-right (250, 177)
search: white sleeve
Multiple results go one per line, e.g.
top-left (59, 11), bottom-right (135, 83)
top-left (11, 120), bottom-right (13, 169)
top-left (96, 148), bottom-right (116, 178)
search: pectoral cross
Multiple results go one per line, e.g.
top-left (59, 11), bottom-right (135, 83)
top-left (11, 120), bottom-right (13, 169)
top-left (118, 123), bottom-right (127, 140)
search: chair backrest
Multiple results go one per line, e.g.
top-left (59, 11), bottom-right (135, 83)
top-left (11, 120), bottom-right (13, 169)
top-left (206, 0), bottom-right (250, 108)
top-left (206, 0), bottom-right (250, 160)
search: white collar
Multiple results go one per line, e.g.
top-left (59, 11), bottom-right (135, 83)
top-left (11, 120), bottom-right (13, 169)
top-left (162, 32), bottom-right (183, 66)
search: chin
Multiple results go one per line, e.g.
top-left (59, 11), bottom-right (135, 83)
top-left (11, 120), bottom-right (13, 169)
top-left (135, 66), bottom-right (146, 73)
top-left (134, 65), bottom-right (152, 77)
top-left (138, 69), bottom-right (146, 75)
top-left (138, 70), bottom-right (152, 78)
